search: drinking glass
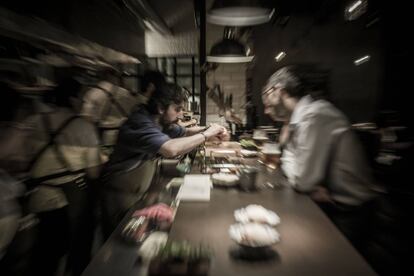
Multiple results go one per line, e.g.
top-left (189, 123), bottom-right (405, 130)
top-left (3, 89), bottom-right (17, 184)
top-left (260, 142), bottom-right (281, 170)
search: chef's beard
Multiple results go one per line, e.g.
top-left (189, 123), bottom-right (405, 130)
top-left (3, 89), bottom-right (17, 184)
top-left (160, 114), bottom-right (179, 128)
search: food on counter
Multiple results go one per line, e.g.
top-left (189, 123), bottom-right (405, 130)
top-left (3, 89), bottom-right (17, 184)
top-left (122, 216), bottom-right (151, 244)
top-left (138, 232), bottom-right (169, 261)
top-left (148, 240), bottom-right (212, 276)
top-left (210, 149), bottom-right (237, 159)
top-left (229, 223), bottom-right (280, 248)
top-left (239, 139), bottom-right (258, 150)
top-left (211, 173), bottom-right (239, 187)
top-left (245, 205), bottom-right (269, 220)
top-left (133, 203), bottom-right (174, 223)
top-left (240, 149), bottom-right (258, 157)
top-left (220, 141), bottom-right (241, 149)
top-left (155, 240), bottom-right (212, 261)
top-left (234, 204), bottom-right (280, 226)
top-left (253, 136), bottom-right (269, 141)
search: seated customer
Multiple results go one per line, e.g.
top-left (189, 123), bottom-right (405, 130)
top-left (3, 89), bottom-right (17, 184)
top-left (101, 77), bottom-right (227, 238)
top-left (261, 64), bottom-right (380, 249)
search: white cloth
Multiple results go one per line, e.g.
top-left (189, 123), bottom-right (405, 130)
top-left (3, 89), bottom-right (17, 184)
top-left (281, 95), bottom-right (377, 206)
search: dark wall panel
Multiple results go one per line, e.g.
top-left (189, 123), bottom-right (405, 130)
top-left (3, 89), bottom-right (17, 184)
top-left (250, 4), bottom-right (383, 124)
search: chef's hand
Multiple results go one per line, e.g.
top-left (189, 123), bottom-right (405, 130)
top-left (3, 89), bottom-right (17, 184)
top-left (310, 186), bottom-right (334, 204)
top-left (203, 123), bottom-right (226, 140)
top-left (218, 128), bottom-right (230, 141)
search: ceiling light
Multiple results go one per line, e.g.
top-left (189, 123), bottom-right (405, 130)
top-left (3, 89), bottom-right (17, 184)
top-left (207, 39), bottom-right (254, 63)
top-left (207, 27), bottom-right (254, 63)
top-left (354, 55), bottom-right (370, 66)
top-left (348, 0), bottom-right (362, 13)
top-left (274, 51), bottom-right (286, 62)
top-left (207, 0), bottom-right (274, 26)
top-left (345, 0), bottom-right (368, 21)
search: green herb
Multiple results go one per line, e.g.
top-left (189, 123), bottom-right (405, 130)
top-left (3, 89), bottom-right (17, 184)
top-left (156, 240), bottom-right (212, 262)
top-left (240, 139), bottom-right (258, 150)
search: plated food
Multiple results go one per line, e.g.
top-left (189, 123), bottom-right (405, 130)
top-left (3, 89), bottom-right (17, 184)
top-left (229, 223), bottom-right (280, 248)
top-left (122, 216), bottom-right (152, 244)
top-left (240, 149), bottom-right (258, 157)
top-left (133, 203), bottom-right (174, 223)
top-left (239, 139), bottom-right (258, 150)
top-left (234, 204), bottom-right (280, 226)
top-left (148, 240), bottom-right (212, 276)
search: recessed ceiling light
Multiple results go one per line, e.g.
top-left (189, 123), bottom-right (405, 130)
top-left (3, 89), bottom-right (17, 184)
top-left (274, 51), bottom-right (286, 62)
top-left (345, 0), bottom-right (368, 21)
top-left (354, 55), bottom-right (370, 66)
top-left (348, 0), bottom-right (362, 13)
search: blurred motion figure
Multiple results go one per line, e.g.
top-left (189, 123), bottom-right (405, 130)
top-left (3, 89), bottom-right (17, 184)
top-left (80, 68), bottom-right (140, 155)
top-left (262, 64), bottom-right (380, 250)
top-left (25, 77), bottom-right (102, 276)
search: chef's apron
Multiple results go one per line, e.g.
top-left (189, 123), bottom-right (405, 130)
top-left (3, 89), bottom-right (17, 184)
top-left (100, 157), bottom-right (161, 238)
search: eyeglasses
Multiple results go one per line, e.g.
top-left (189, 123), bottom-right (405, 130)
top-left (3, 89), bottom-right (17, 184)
top-left (262, 85), bottom-right (282, 96)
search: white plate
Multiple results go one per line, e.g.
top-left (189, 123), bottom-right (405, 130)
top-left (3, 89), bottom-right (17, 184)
top-left (234, 205), bottom-right (280, 226)
top-left (229, 223), bottom-right (280, 248)
top-left (240, 149), bottom-right (258, 157)
top-left (252, 136), bottom-right (269, 141)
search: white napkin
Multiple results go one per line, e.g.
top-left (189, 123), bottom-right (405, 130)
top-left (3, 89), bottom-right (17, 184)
top-left (177, 174), bottom-right (212, 202)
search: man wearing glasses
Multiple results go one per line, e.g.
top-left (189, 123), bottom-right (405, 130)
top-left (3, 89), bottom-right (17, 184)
top-left (261, 64), bottom-right (380, 251)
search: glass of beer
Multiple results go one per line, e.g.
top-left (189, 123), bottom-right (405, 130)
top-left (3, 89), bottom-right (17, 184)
top-left (252, 129), bottom-right (269, 146)
top-left (260, 142), bottom-right (281, 169)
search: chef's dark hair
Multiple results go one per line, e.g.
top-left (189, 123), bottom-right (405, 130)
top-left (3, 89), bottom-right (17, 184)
top-left (146, 83), bottom-right (188, 115)
top-left (140, 70), bottom-right (167, 94)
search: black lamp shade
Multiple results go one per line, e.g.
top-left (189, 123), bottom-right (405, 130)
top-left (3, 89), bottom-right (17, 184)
top-left (207, 38), bottom-right (253, 63)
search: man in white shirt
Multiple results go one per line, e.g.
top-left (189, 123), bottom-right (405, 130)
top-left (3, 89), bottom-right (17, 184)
top-left (262, 64), bottom-right (379, 249)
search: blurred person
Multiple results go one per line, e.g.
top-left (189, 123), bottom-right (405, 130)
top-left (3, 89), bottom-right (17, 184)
top-left (0, 84), bottom-right (22, 259)
top-left (136, 70), bottom-right (167, 105)
top-left (0, 83), bottom-right (33, 276)
top-left (262, 64), bottom-right (380, 249)
top-left (0, 83), bottom-right (33, 177)
top-left (100, 75), bottom-right (227, 238)
top-left (25, 77), bottom-right (102, 276)
top-left (80, 68), bottom-right (141, 154)
top-left (0, 170), bottom-right (26, 275)
top-left (0, 170), bottom-right (22, 260)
